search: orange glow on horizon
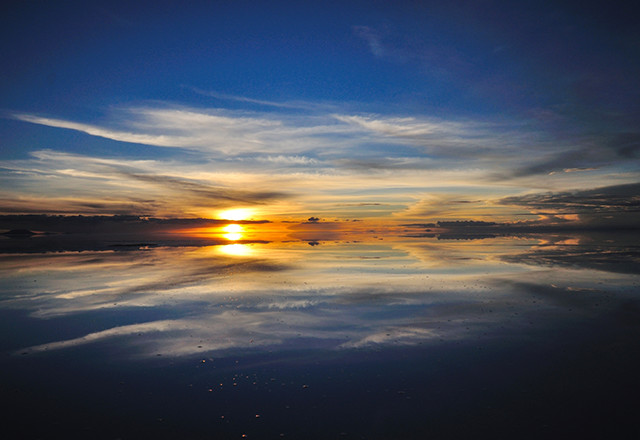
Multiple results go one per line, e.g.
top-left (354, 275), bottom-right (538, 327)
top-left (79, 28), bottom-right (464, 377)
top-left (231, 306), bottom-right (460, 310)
top-left (172, 218), bottom-right (438, 245)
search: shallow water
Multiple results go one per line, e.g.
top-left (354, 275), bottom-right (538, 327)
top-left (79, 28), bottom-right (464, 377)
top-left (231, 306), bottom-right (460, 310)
top-left (1, 231), bottom-right (639, 439)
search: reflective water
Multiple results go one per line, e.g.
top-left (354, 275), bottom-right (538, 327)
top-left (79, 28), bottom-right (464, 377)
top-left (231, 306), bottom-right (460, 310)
top-left (1, 230), bottom-right (639, 439)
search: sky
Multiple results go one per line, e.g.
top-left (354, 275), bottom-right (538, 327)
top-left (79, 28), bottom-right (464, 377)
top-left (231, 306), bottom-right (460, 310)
top-left (1, 0), bottom-right (639, 226)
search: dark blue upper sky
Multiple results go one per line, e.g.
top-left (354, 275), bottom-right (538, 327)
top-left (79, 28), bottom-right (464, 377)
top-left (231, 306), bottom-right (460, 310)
top-left (3, 0), bottom-right (637, 117)
top-left (1, 0), bottom-right (639, 220)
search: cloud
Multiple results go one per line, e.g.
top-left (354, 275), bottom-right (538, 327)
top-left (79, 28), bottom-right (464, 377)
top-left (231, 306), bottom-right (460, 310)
top-left (609, 132), bottom-right (640, 158)
top-left (188, 87), bottom-right (338, 113)
top-left (391, 182), bottom-right (640, 236)
top-left (255, 155), bottom-right (319, 165)
top-left (0, 149), bottom-right (291, 216)
top-left (334, 114), bottom-right (475, 143)
top-left (331, 113), bottom-right (555, 166)
top-left (399, 183), bottom-right (640, 231)
top-left (13, 113), bottom-right (188, 147)
top-left (353, 26), bottom-right (389, 59)
top-left (351, 23), bottom-right (481, 84)
top-left (13, 107), bottom-right (358, 157)
top-left (503, 129), bottom-right (640, 178)
top-left (400, 183), bottom-right (640, 232)
top-left (6, 104), bottom-right (537, 179)
top-left (119, 171), bottom-right (285, 204)
top-left (498, 183), bottom-right (640, 214)
top-left (6, 100), bottom-right (640, 219)
top-left (507, 148), bottom-right (603, 178)
top-left (398, 192), bottom-right (523, 223)
top-left (348, 18), bottom-right (640, 181)
top-left (497, 183), bottom-right (640, 228)
top-left (0, 197), bottom-right (160, 216)
top-left (13, 104), bottom-right (536, 166)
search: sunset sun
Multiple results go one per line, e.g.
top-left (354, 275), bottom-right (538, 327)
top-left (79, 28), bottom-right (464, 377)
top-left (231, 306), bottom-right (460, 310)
top-left (222, 223), bottom-right (243, 241)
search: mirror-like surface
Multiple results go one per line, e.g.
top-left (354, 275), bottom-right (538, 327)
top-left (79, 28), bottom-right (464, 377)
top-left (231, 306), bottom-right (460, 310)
top-left (1, 230), bottom-right (639, 439)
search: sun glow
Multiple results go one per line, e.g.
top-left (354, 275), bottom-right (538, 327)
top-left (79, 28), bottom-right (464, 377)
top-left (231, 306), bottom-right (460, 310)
top-left (218, 208), bottom-right (254, 221)
top-left (223, 224), bottom-right (244, 241)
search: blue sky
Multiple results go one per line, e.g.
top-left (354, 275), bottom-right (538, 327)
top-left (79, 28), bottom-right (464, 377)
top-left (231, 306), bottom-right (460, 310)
top-left (1, 0), bottom-right (639, 222)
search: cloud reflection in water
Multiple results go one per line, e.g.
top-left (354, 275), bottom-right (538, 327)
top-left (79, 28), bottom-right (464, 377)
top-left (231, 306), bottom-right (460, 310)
top-left (1, 233), bottom-right (638, 360)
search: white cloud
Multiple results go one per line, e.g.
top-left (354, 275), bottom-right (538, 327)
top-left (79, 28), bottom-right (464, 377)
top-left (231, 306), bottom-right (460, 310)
top-left (334, 114), bottom-right (449, 137)
top-left (188, 87), bottom-right (338, 112)
top-left (14, 107), bottom-right (359, 156)
top-left (13, 105), bottom-right (526, 160)
top-left (6, 101), bottom-right (637, 217)
top-left (14, 113), bottom-right (189, 147)
top-left (256, 155), bottom-right (319, 165)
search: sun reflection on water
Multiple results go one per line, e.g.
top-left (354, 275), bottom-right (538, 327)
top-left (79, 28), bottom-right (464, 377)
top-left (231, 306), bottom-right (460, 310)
top-left (219, 243), bottom-right (253, 256)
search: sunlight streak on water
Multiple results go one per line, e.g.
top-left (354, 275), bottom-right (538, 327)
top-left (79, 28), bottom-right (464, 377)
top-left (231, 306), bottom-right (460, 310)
top-left (219, 243), bottom-right (253, 257)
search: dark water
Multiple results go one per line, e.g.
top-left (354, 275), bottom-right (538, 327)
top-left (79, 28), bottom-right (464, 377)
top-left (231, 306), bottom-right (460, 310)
top-left (1, 233), bottom-right (639, 439)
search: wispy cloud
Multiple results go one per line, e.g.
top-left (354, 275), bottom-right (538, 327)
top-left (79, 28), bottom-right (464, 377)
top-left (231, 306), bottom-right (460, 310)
top-left (353, 26), bottom-right (390, 59)
top-left (398, 193), bottom-right (517, 221)
top-left (395, 181), bottom-right (640, 226)
top-left (6, 100), bottom-right (639, 217)
top-left (352, 24), bottom-right (474, 80)
top-left (13, 105), bottom-right (528, 162)
top-left (332, 113), bottom-right (529, 159)
top-left (13, 103), bottom-right (628, 176)
top-left (497, 183), bottom-right (640, 227)
top-left (188, 87), bottom-right (340, 113)
top-left (14, 109), bottom-right (347, 156)
top-left (13, 113), bottom-right (188, 147)
top-left (255, 155), bottom-right (319, 165)
top-left (0, 149), bottom-right (291, 216)
top-left (498, 183), bottom-right (640, 214)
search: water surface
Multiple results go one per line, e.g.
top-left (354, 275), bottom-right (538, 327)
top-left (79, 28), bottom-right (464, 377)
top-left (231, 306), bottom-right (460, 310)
top-left (1, 230), bottom-right (639, 439)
